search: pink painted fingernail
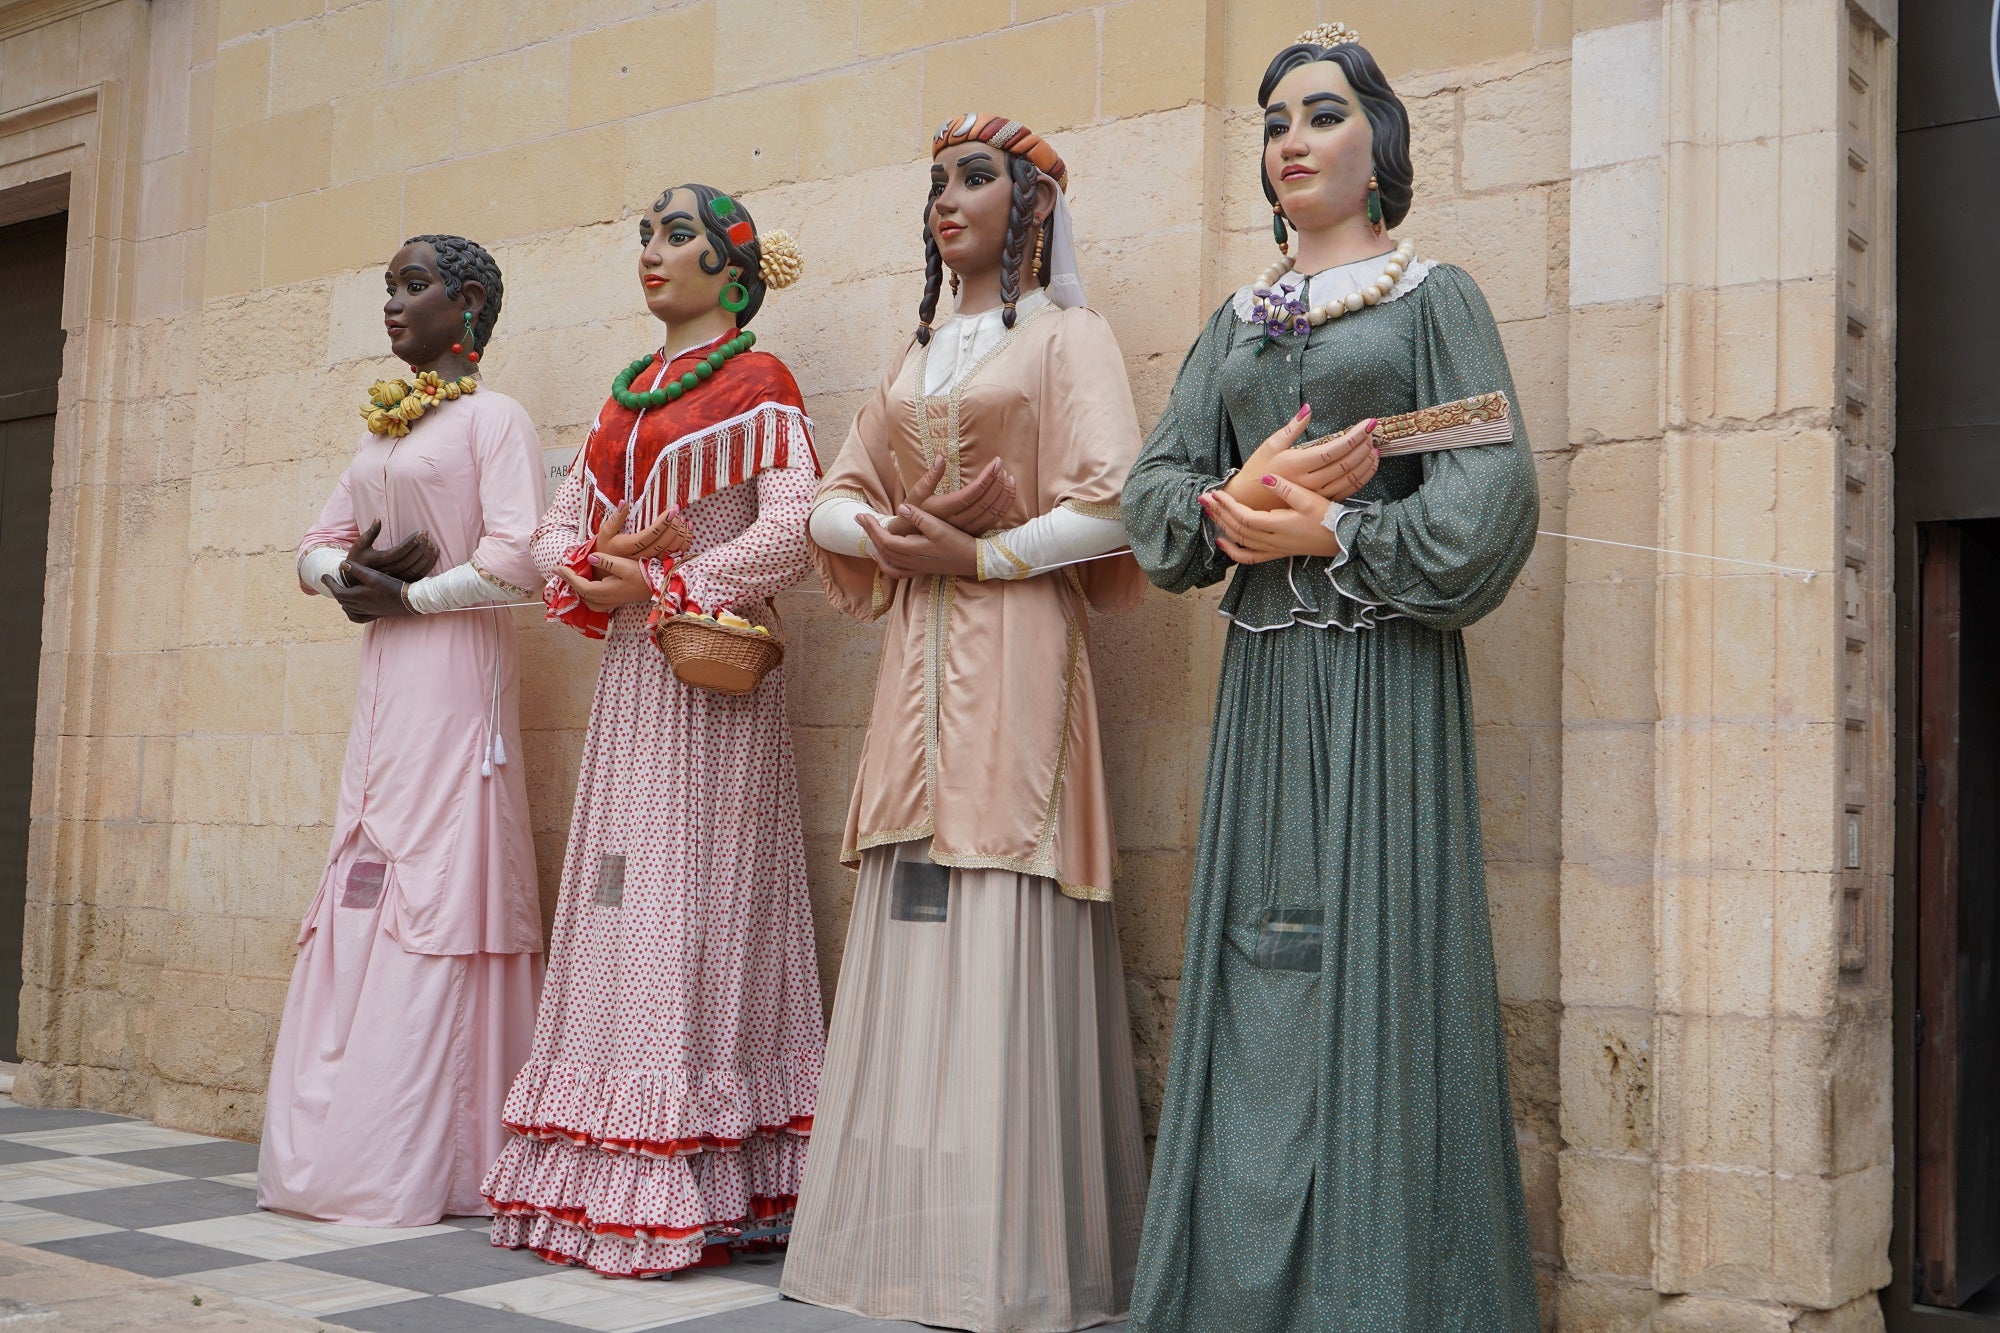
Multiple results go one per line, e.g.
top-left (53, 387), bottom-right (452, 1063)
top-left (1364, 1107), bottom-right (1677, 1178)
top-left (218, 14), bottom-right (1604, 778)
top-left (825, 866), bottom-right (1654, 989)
top-left (1260, 474), bottom-right (1276, 486)
top-left (1364, 418), bottom-right (1378, 432)
top-left (1296, 404), bottom-right (1311, 422)
top-left (898, 505), bottom-right (914, 518)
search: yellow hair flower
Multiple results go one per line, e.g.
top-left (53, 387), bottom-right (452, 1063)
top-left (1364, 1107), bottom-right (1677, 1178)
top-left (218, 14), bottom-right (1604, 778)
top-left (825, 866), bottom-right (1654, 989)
top-left (758, 229), bottom-right (804, 289)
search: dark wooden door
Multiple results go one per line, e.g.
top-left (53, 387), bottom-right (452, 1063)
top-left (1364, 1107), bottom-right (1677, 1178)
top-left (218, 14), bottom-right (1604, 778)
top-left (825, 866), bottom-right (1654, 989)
top-left (0, 212), bottom-right (65, 1064)
top-left (1914, 520), bottom-right (2000, 1307)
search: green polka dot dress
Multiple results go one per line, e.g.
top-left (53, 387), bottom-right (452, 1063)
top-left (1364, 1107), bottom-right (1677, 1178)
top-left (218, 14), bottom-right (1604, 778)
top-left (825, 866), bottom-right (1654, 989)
top-left (1122, 263), bottom-right (1541, 1332)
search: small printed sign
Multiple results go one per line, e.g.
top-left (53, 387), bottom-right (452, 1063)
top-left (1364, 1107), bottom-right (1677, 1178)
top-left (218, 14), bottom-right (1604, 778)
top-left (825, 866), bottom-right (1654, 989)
top-left (341, 861), bottom-right (387, 911)
top-left (543, 446), bottom-right (578, 495)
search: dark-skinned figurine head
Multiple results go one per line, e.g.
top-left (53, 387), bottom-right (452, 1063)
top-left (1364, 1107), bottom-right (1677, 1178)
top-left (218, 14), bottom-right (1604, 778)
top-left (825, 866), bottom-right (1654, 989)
top-left (636, 183), bottom-right (801, 330)
top-left (383, 234), bottom-right (503, 370)
top-left (917, 114), bottom-right (1066, 343)
top-left (1258, 24), bottom-right (1413, 237)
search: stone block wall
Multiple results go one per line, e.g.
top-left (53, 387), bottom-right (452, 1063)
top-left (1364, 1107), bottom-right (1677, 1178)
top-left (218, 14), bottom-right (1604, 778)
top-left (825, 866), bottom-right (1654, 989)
top-left (0, 0), bottom-right (1897, 1324)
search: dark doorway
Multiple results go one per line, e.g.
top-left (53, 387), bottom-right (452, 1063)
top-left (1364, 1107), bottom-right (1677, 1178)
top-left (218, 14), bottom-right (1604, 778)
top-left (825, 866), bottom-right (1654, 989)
top-left (1912, 521), bottom-right (2000, 1311)
top-left (0, 212), bottom-right (65, 1064)
top-left (1894, 0), bottom-right (2000, 1326)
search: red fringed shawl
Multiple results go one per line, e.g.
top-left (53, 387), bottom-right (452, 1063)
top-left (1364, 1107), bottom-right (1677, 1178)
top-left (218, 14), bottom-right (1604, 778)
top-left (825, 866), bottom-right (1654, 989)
top-left (546, 333), bottom-right (818, 637)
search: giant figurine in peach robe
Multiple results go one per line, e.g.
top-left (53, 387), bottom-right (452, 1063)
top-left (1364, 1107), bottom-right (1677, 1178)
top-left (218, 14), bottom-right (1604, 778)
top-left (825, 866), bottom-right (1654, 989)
top-left (783, 113), bottom-right (1148, 1333)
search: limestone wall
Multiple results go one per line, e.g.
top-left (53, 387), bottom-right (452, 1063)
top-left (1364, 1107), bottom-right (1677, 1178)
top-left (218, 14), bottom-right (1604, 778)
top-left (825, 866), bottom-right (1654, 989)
top-left (0, 0), bottom-right (1897, 1325)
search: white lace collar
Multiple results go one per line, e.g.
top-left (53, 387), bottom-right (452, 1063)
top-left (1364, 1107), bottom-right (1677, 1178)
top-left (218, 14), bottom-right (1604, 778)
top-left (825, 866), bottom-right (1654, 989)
top-left (924, 289), bottom-right (1053, 396)
top-left (1231, 251), bottom-right (1435, 324)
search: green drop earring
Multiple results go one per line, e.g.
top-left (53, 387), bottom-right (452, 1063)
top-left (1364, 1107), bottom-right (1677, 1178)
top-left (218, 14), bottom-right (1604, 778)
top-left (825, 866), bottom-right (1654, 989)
top-left (451, 309), bottom-right (480, 363)
top-left (718, 266), bottom-right (751, 314)
top-left (1271, 203), bottom-right (1289, 255)
top-left (1366, 174), bottom-right (1384, 234)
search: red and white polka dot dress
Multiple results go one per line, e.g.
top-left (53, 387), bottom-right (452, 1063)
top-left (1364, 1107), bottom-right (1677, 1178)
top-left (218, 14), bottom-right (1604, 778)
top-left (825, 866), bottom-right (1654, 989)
top-left (482, 428), bottom-right (824, 1277)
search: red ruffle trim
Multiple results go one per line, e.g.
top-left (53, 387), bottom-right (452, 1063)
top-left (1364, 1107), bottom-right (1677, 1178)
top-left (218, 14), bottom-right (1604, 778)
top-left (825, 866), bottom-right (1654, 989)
top-left (504, 1113), bottom-right (814, 1160)
top-left (495, 1054), bottom-right (820, 1156)
top-left (484, 1130), bottom-right (807, 1278)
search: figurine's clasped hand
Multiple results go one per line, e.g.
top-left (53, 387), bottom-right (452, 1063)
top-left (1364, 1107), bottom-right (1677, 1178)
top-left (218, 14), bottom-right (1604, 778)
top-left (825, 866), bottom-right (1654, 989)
top-left (323, 560), bottom-right (418, 623)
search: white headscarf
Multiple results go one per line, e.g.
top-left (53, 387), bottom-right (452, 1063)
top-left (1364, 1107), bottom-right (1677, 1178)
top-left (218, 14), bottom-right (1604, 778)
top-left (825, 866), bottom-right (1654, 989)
top-left (1039, 170), bottom-right (1086, 309)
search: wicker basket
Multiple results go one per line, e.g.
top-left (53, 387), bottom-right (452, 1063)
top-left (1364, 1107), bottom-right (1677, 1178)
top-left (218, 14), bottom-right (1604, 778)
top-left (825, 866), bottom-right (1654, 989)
top-left (655, 611), bottom-right (784, 695)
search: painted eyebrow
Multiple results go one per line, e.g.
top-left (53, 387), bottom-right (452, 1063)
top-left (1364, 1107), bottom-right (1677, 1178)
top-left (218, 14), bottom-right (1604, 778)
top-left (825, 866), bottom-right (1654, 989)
top-left (956, 151), bottom-right (996, 167)
top-left (394, 265), bottom-right (432, 276)
top-left (654, 210), bottom-right (695, 225)
top-left (1302, 91), bottom-right (1350, 107)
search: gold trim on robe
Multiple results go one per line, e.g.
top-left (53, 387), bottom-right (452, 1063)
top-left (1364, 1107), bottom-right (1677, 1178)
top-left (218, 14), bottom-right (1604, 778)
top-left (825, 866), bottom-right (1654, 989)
top-left (809, 306), bottom-right (1147, 902)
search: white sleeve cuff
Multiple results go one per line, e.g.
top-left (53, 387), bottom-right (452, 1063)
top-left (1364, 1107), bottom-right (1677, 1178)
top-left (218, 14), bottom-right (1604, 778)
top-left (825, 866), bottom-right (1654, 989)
top-left (978, 505), bottom-right (1129, 580)
top-left (1319, 500), bottom-right (1349, 536)
top-left (405, 561), bottom-right (515, 614)
top-left (809, 496), bottom-right (888, 558)
top-left (299, 545), bottom-right (346, 595)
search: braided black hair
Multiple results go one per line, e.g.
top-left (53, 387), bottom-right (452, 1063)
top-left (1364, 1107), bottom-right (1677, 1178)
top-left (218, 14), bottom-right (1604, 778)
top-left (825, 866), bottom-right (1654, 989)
top-left (997, 154), bottom-right (1041, 329)
top-left (643, 183), bottom-right (772, 327)
top-left (915, 176), bottom-right (947, 345)
top-left (404, 234), bottom-right (504, 351)
top-left (1257, 42), bottom-right (1414, 230)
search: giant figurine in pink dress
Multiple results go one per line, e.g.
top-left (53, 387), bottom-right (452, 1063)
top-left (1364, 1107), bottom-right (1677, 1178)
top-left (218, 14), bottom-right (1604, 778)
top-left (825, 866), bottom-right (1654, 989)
top-left (480, 184), bottom-right (824, 1276)
top-left (260, 234), bottom-right (547, 1228)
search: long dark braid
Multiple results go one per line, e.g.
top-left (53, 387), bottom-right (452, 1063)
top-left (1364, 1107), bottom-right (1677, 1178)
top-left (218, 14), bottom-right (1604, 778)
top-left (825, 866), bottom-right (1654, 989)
top-left (998, 154), bottom-right (1038, 329)
top-left (405, 234), bottom-right (504, 351)
top-left (915, 178), bottom-right (947, 345)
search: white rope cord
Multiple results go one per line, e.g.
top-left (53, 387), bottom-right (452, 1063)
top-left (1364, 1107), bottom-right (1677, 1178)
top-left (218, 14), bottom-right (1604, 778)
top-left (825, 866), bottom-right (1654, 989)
top-left (1535, 531), bottom-right (1819, 581)
top-left (989, 531), bottom-right (1825, 581)
top-left (414, 530), bottom-right (1823, 607)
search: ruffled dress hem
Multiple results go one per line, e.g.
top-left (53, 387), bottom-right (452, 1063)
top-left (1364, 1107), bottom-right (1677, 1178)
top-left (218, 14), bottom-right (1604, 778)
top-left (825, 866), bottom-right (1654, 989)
top-left (484, 1052), bottom-right (817, 1275)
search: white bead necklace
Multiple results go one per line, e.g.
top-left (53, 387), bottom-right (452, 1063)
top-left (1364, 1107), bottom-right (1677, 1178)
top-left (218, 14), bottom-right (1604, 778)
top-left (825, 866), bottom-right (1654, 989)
top-left (1247, 238), bottom-right (1418, 337)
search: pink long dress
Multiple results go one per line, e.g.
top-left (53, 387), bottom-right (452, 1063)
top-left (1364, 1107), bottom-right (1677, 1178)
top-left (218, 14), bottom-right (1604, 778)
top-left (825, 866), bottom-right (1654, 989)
top-left (258, 389), bottom-right (547, 1228)
top-left (482, 354), bottom-right (824, 1276)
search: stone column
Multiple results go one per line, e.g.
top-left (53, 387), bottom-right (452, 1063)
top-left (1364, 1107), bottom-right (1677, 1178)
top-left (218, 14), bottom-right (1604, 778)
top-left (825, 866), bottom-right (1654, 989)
top-left (1558, 1), bottom-right (1896, 1327)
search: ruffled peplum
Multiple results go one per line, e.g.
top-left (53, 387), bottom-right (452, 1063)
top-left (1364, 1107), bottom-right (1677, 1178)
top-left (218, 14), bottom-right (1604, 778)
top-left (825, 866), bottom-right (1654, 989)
top-left (484, 1054), bottom-right (817, 1276)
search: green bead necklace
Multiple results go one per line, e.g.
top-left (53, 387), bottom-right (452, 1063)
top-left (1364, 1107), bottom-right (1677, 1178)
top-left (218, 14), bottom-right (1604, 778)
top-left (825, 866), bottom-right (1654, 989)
top-left (611, 330), bottom-right (757, 412)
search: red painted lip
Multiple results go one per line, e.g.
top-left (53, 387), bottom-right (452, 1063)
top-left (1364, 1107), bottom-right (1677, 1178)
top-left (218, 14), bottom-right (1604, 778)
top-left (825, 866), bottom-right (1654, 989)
top-left (935, 222), bottom-right (966, 238)
top-left (385, 322), bottom-right (407, 334)
top-left (642, 275), bottom-right (667, 289)
top-left (1280, 164), bottom-right (1317, 180)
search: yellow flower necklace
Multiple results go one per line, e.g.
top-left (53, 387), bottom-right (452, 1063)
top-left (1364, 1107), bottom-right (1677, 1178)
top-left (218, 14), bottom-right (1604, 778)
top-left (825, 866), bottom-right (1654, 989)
top-left (360, 370), bottom-right (478, 437)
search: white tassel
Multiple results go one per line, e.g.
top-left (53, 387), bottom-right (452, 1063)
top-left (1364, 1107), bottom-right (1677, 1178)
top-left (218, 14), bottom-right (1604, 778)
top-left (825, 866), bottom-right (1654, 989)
top-left (491, 733), bottom-right (507, 767)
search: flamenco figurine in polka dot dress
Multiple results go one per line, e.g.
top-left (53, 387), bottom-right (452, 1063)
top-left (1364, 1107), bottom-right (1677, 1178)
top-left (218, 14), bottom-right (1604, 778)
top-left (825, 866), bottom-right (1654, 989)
top-left (1124, 28), bottom-right (1542, 1333)
top-left (479, 185), bottom-right (825, 1277)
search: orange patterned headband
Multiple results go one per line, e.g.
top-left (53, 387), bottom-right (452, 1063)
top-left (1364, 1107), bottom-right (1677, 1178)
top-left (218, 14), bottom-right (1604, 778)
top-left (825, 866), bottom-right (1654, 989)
top-left (931, 113), bottom-right (1068, 192)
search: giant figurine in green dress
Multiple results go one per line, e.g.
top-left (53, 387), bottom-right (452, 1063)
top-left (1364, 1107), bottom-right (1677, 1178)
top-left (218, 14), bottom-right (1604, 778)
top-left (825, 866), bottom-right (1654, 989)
top-left (1122, 22), bottom-right (1541, 1333)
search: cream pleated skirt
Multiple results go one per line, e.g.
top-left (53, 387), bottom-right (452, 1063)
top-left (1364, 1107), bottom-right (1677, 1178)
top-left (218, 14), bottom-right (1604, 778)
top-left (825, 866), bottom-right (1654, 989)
top-left (781, 841), bottom-right (1147, 1332)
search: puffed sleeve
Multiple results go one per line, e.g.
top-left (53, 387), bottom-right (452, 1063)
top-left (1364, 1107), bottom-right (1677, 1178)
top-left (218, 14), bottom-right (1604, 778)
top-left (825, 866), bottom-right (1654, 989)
top-left (1329, 265), bottom-right (1538, 631)
top-left (465, 394), bottom-right (547, 599)
top-left (1031, 309), bottom-right (1148, 613)
top-left (1122, 304), bottom-right (1239, 596)
top-left (296, 458), bottom-right (367, 595)
top-left (807, 341), bottom-right (915, 622)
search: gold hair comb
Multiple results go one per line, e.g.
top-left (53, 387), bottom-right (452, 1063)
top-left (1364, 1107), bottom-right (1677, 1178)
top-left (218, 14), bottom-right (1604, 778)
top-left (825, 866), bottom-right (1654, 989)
top-left (1296, 21), bottom-right (1362, 47)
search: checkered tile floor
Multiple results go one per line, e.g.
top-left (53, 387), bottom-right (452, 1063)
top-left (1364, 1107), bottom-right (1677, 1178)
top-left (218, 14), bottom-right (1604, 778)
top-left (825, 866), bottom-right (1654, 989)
top-left (0, 1095), bottom-right (1089, 1331)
